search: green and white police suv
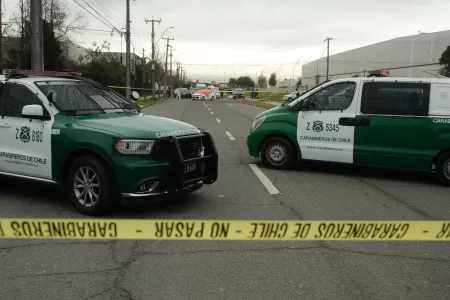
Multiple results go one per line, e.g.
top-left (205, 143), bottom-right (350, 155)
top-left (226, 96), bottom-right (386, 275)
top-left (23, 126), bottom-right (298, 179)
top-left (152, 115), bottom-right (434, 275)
top-left (247, 77), bottom-right (450, 186)
top-left (0, 70), bottom-right (218, 215)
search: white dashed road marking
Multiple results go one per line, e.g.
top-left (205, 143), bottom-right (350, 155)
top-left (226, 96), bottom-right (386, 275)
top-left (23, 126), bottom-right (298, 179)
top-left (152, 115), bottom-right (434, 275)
top-left (216, 118), bottom-right (222, 123)
top-left (225, 131), bottom-right (236, 141)
top-left (249, 164), bottom-right (280, 195)
top-left (210, 111), bottom-right (214, 115)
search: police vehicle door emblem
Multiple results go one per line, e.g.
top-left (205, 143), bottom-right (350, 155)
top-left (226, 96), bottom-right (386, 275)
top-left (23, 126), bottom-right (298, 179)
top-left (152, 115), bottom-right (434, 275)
top-left (20, 126), bottom-right (31, 142)
top-left (312, 121), bottom-right (323, 132)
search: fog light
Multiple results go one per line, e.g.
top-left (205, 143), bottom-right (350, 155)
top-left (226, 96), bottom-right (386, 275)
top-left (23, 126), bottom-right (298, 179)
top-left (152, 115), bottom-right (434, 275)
top-left (138, 181), bottom-right (159, 193)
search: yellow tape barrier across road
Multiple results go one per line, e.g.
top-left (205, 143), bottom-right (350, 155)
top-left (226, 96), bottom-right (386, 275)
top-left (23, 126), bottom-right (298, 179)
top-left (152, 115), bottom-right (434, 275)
top-left (0, 219), bottom-right (449, 241)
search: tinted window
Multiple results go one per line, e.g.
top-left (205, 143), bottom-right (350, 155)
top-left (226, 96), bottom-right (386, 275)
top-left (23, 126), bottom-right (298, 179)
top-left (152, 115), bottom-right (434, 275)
top-left (3, 83), bottom-right (44, 118)
top-left (361, 82), bottom-right (430, 116)
top-left (36, 81), bottom-right (134, 115)
top-left (308, 82), bottom-right (356, 111)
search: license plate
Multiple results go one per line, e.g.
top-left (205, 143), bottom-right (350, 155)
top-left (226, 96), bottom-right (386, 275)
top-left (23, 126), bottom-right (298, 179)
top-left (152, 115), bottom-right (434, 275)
top-left (184, 163), bottom-right (196, 173)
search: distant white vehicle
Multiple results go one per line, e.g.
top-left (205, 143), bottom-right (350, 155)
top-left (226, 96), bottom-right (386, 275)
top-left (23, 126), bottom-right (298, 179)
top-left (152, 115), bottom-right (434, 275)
top-left (192, 92), bottom-right (211, 101)
top-left (283, 91), bottom-right (302, 101)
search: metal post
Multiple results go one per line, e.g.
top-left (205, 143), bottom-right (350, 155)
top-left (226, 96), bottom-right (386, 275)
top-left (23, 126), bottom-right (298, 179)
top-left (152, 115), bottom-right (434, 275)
top-left (325, 37), bottom-right (333, 81)
top-left (145, 17), bottom-right (161, 99)
top-left (0, 0), bottom-right (2, 71)
top-left (142, 48), bottom-right (145, 84)
top-left (31, 0), bottom-right (44, 70)
top-left (125, 0), bottom-right (131, 101)
top-left (162, 36), bottom-right (174, 97)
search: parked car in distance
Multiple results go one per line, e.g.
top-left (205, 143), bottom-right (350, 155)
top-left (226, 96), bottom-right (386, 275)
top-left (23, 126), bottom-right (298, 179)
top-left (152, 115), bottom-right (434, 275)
top-left (283, 91), bottom-right (302, 102)
top-left (175, 88), bottom-right (192, 99)
top-left (232, 88), bottom-right (245, 99)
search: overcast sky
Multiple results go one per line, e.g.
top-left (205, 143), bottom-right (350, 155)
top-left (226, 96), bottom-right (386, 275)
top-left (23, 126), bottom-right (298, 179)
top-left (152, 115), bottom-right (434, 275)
top-left (4, 0), bottom-right (450, 82)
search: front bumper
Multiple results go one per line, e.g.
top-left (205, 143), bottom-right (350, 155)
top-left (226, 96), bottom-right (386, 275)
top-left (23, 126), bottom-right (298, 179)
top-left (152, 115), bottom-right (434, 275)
top-left (120, 132), bottom-right (218, 203)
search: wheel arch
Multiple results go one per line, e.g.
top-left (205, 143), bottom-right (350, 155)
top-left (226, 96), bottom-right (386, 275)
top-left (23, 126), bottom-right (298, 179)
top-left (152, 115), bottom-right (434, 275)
top-left (258, 133), bottom-right (299, 160)
top-left (431, 148), bottom-right (450, 169)
top-left (59, 148), bottom-right (118, 190)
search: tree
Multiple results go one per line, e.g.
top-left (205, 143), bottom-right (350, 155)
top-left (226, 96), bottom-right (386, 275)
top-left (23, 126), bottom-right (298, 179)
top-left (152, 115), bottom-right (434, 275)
top-left (75, 41), bottom-right (125, 88)
top-left (257, 74), bottom-right (267, 88)
top-left (269, 72), bottom-right (277, 87)
top-left (236, 76), bottom-right (255, 88)
top-left (229, 77), bottom-right (237, 87)
top-left (7, 0), bottom-right (87, 69)
top-left (439, 46), bottom-right (450, 76)
top-left (295, 78), bottom-right (302, 88)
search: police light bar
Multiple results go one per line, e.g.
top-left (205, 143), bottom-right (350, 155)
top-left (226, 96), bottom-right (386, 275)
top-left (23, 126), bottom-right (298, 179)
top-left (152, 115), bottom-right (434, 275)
top-left (2, 69), bottom-right (82, 76)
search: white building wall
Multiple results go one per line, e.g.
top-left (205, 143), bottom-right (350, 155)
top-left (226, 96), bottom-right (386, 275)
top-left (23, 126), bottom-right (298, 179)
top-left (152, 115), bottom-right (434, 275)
top-left (301, 30), bottom-right (450, 89)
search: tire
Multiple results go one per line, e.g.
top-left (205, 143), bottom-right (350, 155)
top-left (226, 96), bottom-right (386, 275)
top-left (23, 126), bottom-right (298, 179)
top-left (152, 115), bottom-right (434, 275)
top-left (435, 152), bottom-right (450, 186)
top-left (288, 97), bottom-right (292, 101)
top-left (66, 155), bottom-right (117, 216)
top-left (260, 137), bottom-right (296, 170)
top-left (202, 96), bottom-right (206, 100)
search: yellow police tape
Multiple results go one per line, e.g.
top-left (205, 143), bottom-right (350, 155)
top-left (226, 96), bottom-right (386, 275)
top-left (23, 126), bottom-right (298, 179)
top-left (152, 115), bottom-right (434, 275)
top-left (0, 219), bottom-right (449, 241)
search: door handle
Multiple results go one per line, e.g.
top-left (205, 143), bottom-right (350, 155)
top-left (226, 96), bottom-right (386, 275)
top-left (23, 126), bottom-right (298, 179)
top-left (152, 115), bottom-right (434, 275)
top-left (339, 117), bottom-right (370, 127)
top-left (0, 123), bottom-right (11, 128)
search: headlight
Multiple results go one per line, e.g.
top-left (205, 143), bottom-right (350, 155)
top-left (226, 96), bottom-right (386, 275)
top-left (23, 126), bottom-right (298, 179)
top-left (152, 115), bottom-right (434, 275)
top-left (250, 116), bottom-right (267, 133)
top-left (115, 139), bottom-right (155, 155)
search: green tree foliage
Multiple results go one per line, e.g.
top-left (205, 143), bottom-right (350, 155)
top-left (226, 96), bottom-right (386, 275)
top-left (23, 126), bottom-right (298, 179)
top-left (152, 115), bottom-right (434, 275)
top-left (236, 76), bottom-right (255, 88)
top-left (258, 74), bottom-right (267, 88)
top-left (269, 72), bottom-right (277, 87)
top-left (439, 46), bottom-right (450, 76)
top-left (228, 77), bottom-right (237, 87)
top-left (75, 41), bottom-right (125, 88)
top-left (295, 78), bottom-right (302, 87)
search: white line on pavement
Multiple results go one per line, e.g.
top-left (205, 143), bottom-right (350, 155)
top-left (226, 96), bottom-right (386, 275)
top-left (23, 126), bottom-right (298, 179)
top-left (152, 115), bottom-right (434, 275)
top-left (208, 108), bottom-right (211, 111)
top-left (249, 164), bottom-right (280, 195)
top-left (210, 111), bottom-right (214, 115)
top-left (216, 118), bottom-right (222, 123)
top-left (225, 131), bottom-right (236, 141)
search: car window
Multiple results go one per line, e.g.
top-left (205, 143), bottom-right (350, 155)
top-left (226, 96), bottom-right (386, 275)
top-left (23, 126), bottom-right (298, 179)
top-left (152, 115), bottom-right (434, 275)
top-left (361, 82), bottom-right (430, 116)
top-left (307, 82), bottom-right (356, 111)
top-left (2, 83), bottom-right (47, 118)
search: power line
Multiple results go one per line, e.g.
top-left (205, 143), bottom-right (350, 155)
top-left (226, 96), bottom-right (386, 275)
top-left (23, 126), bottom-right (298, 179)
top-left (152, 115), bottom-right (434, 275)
top-left (79, 0), bottom-right (121, 33)
top-left (73, 0), bottom-right (119, 32)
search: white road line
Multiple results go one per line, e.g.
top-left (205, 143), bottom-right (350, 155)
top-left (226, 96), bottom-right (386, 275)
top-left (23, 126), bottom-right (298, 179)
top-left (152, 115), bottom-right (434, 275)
top-left (225, 131), bottom-right (236, 141)
top-left (208, 108), bottom-right (211, 111)
top-left (249, 164), bottom-right (280, 195)
top-left (216, 118), bottom-right (222, 123)
top-left (210, 111), bottom-right (214, 115)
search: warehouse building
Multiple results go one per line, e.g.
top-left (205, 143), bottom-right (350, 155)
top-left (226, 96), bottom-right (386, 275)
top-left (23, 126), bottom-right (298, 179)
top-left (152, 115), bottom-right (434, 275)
top-left (301, 30), bottom-right (450, 90)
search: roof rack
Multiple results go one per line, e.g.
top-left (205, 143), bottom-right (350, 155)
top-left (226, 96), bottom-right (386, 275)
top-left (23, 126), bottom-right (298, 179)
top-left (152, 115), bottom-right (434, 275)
top-left (2, 69), bottom-right (82, 78)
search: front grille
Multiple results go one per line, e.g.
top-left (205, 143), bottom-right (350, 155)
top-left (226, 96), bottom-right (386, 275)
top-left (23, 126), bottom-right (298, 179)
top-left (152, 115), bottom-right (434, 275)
top-left (151, 136), bottom-right (202, 161)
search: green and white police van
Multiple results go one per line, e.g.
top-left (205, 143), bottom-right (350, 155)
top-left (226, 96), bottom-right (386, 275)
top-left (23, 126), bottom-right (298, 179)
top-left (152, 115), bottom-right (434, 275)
top-left (0, 70), bottom-right (218, 215)
top-left (247, 77), bottom-right (450, 185)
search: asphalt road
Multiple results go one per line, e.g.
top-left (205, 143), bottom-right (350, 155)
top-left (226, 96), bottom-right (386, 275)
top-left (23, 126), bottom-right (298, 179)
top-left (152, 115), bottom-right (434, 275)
top-left (0, 98), bottom-right (449, 300)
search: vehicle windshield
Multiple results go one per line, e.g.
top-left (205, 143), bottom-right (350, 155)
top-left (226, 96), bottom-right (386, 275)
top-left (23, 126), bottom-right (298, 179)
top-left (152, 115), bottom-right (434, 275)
top-left (35, 80), bottom-right (135, 115)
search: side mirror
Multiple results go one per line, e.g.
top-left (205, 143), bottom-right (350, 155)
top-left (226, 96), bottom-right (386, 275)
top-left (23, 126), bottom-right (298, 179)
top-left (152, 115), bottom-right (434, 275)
top-left (47, 90), bottom-right (57, 103)
top-left (130, 91), bottom-right (140, 101)
top-left (22, 104), bottom-right (50, 121)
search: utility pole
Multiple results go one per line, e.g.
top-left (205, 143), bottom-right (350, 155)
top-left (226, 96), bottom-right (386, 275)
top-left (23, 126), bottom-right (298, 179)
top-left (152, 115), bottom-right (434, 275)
top-left (169, 47), bottom-right (173, 81)
top-left (31, 0), bottom-right (44, 70)
top-left (162, 36), bottom-right (174, 95)
top-left (142, 48), bottom-right (145, 84)
top-left (125, 0), bottom-right (131, 101)
top-left (145, 17), bottom-right (161, 99)
top-left (0, 0), bottom-right (2, 71)
top-left (325, 37), bottom-right (333, 81)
